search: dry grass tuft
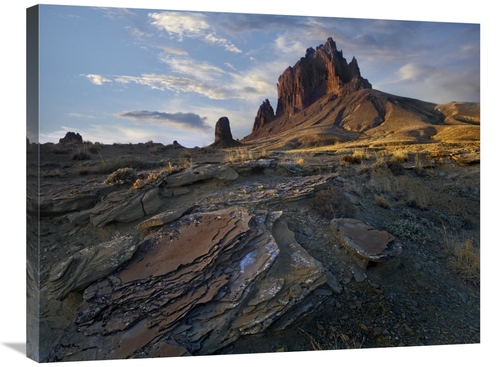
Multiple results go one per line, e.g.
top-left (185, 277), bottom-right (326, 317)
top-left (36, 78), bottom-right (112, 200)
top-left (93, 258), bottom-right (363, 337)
top-left (225, 148), bottom-right (267, 163)
top-left (391, 149), bottom-right (409, 162)
top-left (375, 195), bottom-right (390, 209)
top-left (443, 231), bottom-right (480, 284)
top-left (310, 187), bottom-right (356, 219)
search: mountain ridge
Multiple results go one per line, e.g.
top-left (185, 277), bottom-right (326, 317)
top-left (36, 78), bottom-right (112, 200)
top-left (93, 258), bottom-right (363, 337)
top-left (243, 38), bottom-right (479, 149)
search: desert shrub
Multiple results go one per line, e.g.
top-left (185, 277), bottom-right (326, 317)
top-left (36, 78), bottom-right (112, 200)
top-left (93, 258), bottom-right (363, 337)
top-left (104, 167), bottom-right (138, 186)
top-left (88, 146), bottom-right (100, 154)
top-left (385, 209), bottom-right (438, 243)
top-left (225, 148), bottom-right (267, 163)
top-left (414, 152), bottom-right (427, 176)
top-left (133, 172), bottom-right (162, 189)
top-left (295, 157), bottom-right (306, 166)
top-left (444, 235), bottom-right (480, 284)
top-left (375, 195), bottom-right (390, 209)
top-left (385, 218), bottom-right (431, 243)
top-left (73, 151), bottom-right (91, 161)
top-left (442, 183), bottom-right (473, 198)
top-left (310, 187), bottom-right (356, 219)
top-left (133, 162), bottom-right (187, 189)
top-left (179, 149), bottom-right (192, 159)
top-left (391, 150), bottom-right (409, 162)
top-left (148, 145), bottom-right (166, 155)
top-left (352, 149), bottom-right (370, 161)
top-left (52, 146), bottom-right (71, 154)
top-left (76, 165), bottom-right (91, 175)
top-left (393, 177), bottom-right (430, 210)
top-left (341, 155), bottom-right (362, 164)
top-left (387, 160), bottom-right (404, 176)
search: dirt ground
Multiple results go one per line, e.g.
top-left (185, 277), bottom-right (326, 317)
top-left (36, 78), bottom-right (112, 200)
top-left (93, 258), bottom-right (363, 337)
top-left (27, 139), bottom-right (480, 359)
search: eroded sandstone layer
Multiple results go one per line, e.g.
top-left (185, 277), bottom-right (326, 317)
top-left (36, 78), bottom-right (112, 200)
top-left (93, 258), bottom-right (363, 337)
top-left (48, 207), bottom-right (329, 361)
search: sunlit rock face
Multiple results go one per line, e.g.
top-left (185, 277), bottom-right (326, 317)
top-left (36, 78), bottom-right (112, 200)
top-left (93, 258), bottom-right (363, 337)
top-left (253, 99), bottom-right (276, 132)
top-left (275, 37), bottom-right (372, 118)
top-left (48, 207), bottom-right (328, 361)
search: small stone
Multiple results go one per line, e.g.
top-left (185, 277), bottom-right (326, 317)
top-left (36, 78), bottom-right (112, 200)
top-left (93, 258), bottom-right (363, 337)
top-left (289, 284), bottom-right (303, 298)
top-left (350, 264), bottom-right (367, 283)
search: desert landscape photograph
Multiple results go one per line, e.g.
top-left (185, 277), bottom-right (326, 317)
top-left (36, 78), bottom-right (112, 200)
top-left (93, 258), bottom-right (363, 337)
top-left (20, 1), bottom-right (489, 366)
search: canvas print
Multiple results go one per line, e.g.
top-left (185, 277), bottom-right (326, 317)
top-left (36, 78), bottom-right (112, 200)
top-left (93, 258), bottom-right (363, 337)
top-left (26, 4), bottom-right (480, 363)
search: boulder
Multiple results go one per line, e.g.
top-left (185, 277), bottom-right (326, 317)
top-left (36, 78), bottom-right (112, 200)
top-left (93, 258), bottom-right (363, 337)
top-left (330, 218), bottom-right (402, 265)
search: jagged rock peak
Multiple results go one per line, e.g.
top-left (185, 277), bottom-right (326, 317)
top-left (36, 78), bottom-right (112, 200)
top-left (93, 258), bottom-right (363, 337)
top-left (275, 38), bottom-right (372, 118)
top-left (252, 99), bottom-right (276, 133)
top-left (209, 117), bottom-right (242, 149)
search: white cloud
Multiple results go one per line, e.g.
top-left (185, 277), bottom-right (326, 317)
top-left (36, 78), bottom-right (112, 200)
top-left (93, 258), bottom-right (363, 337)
top-left (275, 36), bottom-right (308, 56)
top-left (125, 26), bottom-right (151, 39)
top-left (204, 33), bottom-right (242, 53)
top-left (397, 63), bottom-right (428, 81)
top-left (149, 11), bottom-right (210, 41)
top-left (68, 113), bottom-right (96, 119)
top-left (149, 11), bottom-right (241, 53)
top-left (84, 74), bottom-right (112, 85)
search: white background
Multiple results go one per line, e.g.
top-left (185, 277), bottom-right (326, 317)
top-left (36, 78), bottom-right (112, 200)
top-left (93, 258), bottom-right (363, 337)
top-left (2, 1), bottom-right (495, 366)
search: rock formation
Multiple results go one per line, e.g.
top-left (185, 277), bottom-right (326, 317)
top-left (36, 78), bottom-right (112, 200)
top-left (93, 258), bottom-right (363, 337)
top-left (209, 116), bottom-right (242, 149)
top-left (252, 99), bottom-right (276, 132)
top-left (275, 37), bottom-right (371, 118)
top-left (59, 132), bottom-right (83, 144)
top-left (48, 207), bottom-right (331, 361)
top-left (48, 235), bottom-right (140, 300)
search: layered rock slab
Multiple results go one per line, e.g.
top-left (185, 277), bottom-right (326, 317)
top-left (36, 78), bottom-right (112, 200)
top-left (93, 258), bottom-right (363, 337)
top-left (48, 207), bottom-right (327, 361)
top-left (330, 218), bottom-right (402, 264)
top-left (48, 235), bottom-right (140, 301)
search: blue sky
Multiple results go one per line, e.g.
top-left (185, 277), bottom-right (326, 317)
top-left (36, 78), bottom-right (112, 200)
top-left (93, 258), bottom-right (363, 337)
top-left (34, 3), bottom-right (480, 147)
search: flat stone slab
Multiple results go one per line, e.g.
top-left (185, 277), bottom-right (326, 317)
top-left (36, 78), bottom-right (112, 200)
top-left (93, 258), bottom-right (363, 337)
top-left (330, 218), bottom-right (402, 263)
top-left (163, 164), bottom-right (238, 187)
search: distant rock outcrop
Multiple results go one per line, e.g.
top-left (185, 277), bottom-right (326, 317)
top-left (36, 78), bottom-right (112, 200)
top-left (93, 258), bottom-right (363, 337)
top-left (252, 99), bottom-right (276, 132)
top-left (209, 117), bottom-right (242, 149)
top-left (59, 132), bottom-right (83, 144)
top-left (275, 37), bottom-right (372, 118)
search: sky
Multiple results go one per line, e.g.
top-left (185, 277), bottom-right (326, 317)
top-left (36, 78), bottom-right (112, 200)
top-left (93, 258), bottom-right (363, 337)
top-left (32, 3), bottom-right (480, 148)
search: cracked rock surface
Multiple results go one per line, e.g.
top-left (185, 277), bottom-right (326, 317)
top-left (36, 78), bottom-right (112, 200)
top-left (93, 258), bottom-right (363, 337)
top-left (48, 207), bottom-right (327, 361)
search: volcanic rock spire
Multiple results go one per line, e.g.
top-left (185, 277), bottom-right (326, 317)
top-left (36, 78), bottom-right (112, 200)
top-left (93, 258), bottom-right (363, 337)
top-left (209, 116), bottom-right (242, 149)
top-left (252, 99), bottom-right (276, 133)
top-left (274, 37), bottom-right (372, 118)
